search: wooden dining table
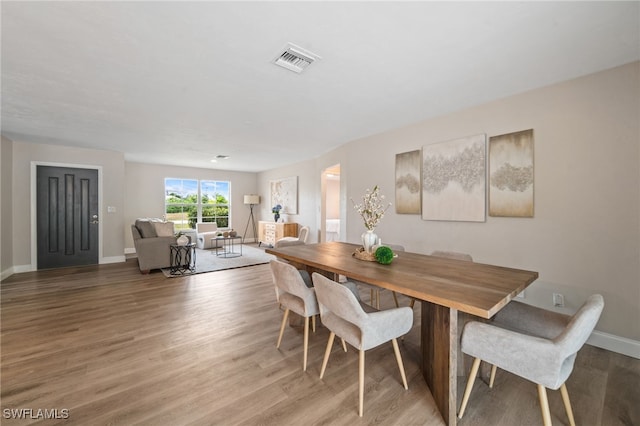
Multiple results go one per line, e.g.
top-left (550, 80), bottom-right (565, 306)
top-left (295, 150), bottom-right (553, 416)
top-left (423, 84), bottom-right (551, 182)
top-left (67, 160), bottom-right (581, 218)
top-left (266, 242), bottom-right (539, 425)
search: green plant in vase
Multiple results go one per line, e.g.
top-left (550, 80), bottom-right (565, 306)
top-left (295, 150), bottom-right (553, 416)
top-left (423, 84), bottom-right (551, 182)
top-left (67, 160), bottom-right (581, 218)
top-left (351, 185), bottom-right (391, 253)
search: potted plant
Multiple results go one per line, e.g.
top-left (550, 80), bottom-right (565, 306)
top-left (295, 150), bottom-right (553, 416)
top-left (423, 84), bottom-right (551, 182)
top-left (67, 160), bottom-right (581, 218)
top-left (272, 204), bottom-right (282, 222)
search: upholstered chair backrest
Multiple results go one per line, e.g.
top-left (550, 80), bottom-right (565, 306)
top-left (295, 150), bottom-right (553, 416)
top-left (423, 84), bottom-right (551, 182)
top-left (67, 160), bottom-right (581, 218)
top-left (312, 272), bottom-right (368, 327)
top-left (196, 222), bottom-right (218, 233)
top-left (554, 294), bottom-right (604, 356)
top-left (431, 250), bottom-right (473, 262)
top-left (269, 260), bottom-right (316, 312)
top-left (298, 226), bottom-right (310, 243)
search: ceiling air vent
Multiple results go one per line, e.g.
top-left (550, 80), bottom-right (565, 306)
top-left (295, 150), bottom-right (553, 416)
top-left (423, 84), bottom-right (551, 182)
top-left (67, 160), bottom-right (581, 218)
top-left (272, 43), bottom-right (321, 74)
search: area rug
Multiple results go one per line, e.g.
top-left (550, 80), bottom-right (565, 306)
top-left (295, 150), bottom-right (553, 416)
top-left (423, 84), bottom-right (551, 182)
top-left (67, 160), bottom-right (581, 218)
top-left (162, 245), bottom-right (275, 277)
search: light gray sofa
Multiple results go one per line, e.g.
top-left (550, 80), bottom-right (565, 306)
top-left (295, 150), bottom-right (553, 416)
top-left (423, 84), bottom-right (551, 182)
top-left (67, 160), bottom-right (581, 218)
top-left (131, 219), bottom-right (177, 273)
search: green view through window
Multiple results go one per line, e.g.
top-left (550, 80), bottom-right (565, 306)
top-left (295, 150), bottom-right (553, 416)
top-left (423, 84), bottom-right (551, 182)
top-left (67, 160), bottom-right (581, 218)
top-left (165, 178), bottom-right (230, 230)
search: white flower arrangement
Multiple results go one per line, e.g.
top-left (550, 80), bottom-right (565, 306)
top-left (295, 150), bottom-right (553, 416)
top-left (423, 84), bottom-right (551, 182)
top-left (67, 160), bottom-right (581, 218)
top-left (351, 185), bottom-right (392, 231)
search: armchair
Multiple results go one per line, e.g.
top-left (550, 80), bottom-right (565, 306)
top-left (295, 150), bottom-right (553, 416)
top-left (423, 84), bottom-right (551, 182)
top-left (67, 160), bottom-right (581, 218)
top-left (131, 219), bottom-right (177, 273)
top-left (458, 294), bottom-right (604, 425)
top-left (274, 225), bottom-right (310, 248)
top-left (195, 222), bottom-right (219, 249)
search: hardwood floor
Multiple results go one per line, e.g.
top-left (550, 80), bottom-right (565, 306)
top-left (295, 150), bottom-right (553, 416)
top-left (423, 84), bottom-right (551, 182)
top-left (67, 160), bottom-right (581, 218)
top-left (1, 255), bottom-right (638, 425)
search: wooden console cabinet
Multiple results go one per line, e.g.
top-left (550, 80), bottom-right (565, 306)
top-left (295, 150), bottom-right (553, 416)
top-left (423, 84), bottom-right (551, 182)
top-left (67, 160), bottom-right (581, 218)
top-left (258, 221), bottom-right (298, 247)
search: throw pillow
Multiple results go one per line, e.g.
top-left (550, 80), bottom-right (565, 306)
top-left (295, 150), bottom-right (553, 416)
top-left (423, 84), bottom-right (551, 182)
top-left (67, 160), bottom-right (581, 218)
top-left (153, 221), bottom-right (175, 237)
top-left (135, 220), bottom-right (157, 238)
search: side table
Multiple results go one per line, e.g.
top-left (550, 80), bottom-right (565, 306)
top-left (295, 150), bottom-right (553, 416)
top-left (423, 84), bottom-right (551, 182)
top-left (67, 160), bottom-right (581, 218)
top-left (169, 243), bottom-right (196, 275)
top-left (211, 236), bottom-right (243, 258)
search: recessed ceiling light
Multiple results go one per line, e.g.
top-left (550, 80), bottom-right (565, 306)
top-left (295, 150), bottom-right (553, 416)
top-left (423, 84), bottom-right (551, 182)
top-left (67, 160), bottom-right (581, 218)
top-left (210, 159), bottom-right (217, 163)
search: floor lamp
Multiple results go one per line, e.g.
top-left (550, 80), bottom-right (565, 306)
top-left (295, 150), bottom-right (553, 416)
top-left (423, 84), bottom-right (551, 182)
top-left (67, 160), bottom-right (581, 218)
top-left (242, 195), bottom-right (260, 244)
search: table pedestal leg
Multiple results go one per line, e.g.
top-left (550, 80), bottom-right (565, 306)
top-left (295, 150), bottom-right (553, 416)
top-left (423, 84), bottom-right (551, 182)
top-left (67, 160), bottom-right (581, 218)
top-left (421, 301), bottom-right (458, 426)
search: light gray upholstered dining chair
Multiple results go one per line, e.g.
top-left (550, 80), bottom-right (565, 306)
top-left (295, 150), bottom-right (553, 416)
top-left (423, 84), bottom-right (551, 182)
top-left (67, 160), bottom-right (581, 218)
top-left (458, 294), bottom-right (604, 426)
top-left (352, 244), bottom-right (405, 309)
top-left (269, 260), bottom-right (320, 371)
top-left (312, 272), bottom-right (413, 417)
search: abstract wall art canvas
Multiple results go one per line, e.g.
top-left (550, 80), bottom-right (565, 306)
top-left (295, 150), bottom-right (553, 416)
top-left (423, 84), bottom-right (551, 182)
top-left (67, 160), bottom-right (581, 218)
top-left (395, 150), bottom-right (421, 214)
top-left (422, 134), bottom-right (486, 222)
top-left (270, 176), bottom-right (298, 215)
top-left (489, 129), bottom-right (534, 217)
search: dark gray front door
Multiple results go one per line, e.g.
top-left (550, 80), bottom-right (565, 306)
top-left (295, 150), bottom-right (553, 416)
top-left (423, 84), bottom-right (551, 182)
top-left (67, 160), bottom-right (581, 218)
top-left (37, 166), bottom-right (99, 269)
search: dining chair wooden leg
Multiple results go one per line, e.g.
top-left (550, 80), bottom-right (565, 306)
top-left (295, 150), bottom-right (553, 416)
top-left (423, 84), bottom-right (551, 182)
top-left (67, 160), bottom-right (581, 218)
top-left (276, 309), bottom-right (290, 348)
top-left (370, 290), bottom-right (380, 309)
top-left (409, 298), bottom-right (415, 309)
top-left (537, 384), bottom-right (553, 426)
top-left (391, 338), bottom-right (408, 389)
top-left (320, 332), bottom-right (335, 379)
top-left (458, 357), bottom-right (481, 419)
top-left (312, 315), bottom-right (316, 333)
top-left (392, 291), bottom-right (399, 308)
top-left (303, 316), bottom-right (310, 371)
top-left (358, 349), bottom-right (365, 417)
top-left (489, 364), bottom-right (497, 388)
top-left (341, 338), bottom-right (348, 352)
top-left (560, 383), bottom-right (576, 426)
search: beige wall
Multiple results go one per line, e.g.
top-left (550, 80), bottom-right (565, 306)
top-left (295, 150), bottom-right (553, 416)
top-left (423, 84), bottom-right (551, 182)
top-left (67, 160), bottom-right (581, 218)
top-left (124, 162), bottom-right (258, 250)
top-left (258, 62), bottom-right (640, 345)
top-left (1, 136), bottom-right (14, 279)
top-left (8, 140), bottom-right (126, 268)
top-left (257, 158), bottom-right (320, 242)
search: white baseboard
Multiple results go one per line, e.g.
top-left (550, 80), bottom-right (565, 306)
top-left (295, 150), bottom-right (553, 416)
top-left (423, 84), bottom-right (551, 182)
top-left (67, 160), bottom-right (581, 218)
top-left (587, 330), bottom-right (640, 359)
top-left (1, 267), bottom-right (16, 281)
top-left (12, 264), bottom-right (33, 274)
top-left (124, 247), bottom-right (136, 255)
top-left (100, 256), bottom-right (125, 264)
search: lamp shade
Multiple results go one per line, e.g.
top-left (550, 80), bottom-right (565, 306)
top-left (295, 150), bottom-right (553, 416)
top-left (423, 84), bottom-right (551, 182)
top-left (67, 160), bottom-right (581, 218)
top-left (244, 195), bottom-right (260, 205)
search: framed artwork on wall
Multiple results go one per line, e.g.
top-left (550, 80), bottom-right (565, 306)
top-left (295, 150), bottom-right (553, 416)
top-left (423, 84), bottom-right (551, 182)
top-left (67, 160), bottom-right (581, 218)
top-left (270, 176), bottom-right (298, 215)
top-left (395, 150), bottom-right (421, 214)
top-left (422, 134), bottom-right (486, 222)
top-left (489, 129), bottom-right (534, 217)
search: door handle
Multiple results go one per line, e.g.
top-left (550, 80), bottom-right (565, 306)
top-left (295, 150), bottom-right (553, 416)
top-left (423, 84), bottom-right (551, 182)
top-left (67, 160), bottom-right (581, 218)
top-left (91, 214), bottom-right (99, 224)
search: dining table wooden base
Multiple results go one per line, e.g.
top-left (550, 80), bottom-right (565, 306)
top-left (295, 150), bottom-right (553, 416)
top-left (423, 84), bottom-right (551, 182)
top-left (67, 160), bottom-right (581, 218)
top-left (421, 302), bottom-right (458, 425)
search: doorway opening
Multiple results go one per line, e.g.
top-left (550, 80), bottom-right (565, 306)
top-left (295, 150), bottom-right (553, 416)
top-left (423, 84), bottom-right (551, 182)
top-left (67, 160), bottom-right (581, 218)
top-left (321, 164), bottom-right (341, 242)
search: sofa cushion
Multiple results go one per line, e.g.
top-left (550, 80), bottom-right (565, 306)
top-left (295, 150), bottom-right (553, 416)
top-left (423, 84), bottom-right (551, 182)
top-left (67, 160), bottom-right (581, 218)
top-left (153, 222), bottom-right (175, 237)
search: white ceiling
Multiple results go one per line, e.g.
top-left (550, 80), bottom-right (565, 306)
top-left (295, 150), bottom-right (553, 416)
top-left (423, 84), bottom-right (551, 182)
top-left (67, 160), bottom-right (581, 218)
top-left (2, 1), bottom-right (639, 172)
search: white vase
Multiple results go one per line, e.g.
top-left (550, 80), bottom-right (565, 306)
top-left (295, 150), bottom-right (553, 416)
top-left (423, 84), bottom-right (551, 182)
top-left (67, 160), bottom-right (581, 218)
top-left (362, 229), bottom-right (378, 253)
top-left (176, 234), bottom-right (189, 246)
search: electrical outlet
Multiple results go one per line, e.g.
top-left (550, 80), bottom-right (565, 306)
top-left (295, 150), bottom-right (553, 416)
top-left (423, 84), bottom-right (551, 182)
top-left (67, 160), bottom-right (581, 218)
top-left (553, 293), bottom-right (565, 307)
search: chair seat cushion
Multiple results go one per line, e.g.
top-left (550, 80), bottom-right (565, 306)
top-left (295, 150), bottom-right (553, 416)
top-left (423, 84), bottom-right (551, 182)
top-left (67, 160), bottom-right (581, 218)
top-left (279, 292), bottom-right (319, 317)
top-left (323, 306), bottom-right (412, 351)
top-left (461, 321), bottom-right (575, 389)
